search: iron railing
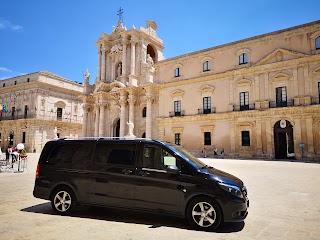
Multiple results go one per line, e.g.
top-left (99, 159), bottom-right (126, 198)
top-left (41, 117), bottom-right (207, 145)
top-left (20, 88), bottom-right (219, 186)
top-left (0, 113), bottom-right (82, 123)
top-left (198, 107), bottom-right (216, 114)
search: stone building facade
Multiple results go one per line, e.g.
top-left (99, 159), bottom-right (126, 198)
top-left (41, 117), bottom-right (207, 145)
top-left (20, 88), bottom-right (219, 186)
top-left (83, 20), bottom-right (320, 161)
top-left (0, 71), bottom-right (83, 152)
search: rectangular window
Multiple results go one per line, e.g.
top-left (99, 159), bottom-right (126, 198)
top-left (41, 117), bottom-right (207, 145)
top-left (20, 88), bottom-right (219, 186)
top-left (143, 145), bottom-right (176, 170)
top-left (276, 87), bottom-right (287, 107)
top-left (239, 53), bottom-right (248, 65)
top-left (24, 105), bottom-right (28, 118)
top-left (203, 61), bottom-right (210, 72)
top-left (92, 143), bottom-right (136, 166)
top-left (204, 132), bottom-right (211, 146)
top-left (203, 97), bottom-right (211, 114)
top-left (318, 82), bottom-right (320, 102)
top-left (316, 37), bottom-right (320, 49)
top-left (240, 92), bottom-right (249, 110)
top-left (57, 107), bottom-right (62, 120)
top-left (174, 100), bottom-right (181, 116)
top-left (174, 68), bottom-right (180, 77)
top-left (241, 131), bottom-right (250, 146)
top-left (12, 107), bottom-right (15, 119)
top-left (175, 133), bottom-right (181, 145)
top-left (22, 132), bottom-right (26, 143)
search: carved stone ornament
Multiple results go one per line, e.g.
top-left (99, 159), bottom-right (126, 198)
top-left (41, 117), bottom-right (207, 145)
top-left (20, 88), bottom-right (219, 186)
top-left (280, 120), bottom-right (287, 128)
top-left (110, 43), bottom-right (123, 55)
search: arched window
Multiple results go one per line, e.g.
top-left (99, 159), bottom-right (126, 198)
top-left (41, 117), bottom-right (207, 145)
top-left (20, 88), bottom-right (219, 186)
top-left (142, 107), bottom-right (146, 118)
top-left (239, 53), bottom-right (248, 65)
top-left (174, 67), bottom-right (180, 77)
top-left (203, 61), bottom-right (210, 72)
top-left (316, 36), bottom-right (320, 49)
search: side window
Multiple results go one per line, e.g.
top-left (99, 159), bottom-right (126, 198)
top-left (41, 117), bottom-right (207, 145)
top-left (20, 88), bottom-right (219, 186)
top-left (46, 143), bottom-right (94, 169)
top-left (143, 145), bottom-right (177, 170)
top-left (93, 143), bottom-right (136, 166)
top-left (316, 36), bottom-right (320, 49)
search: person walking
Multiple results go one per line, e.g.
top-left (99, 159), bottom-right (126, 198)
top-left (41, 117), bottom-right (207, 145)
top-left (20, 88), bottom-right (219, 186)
top-left (221, 148), bottom-right (225, 159)
top-left (213, 148), bottom-right (218, 157)
top-left (202, 147), bottom-right (207, 158)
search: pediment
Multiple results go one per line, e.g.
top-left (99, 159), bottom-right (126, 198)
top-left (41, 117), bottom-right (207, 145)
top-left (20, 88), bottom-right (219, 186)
top-left (199, 85), bottom-right (215, 93)
top-left (236, 79), bottom-right (252, 87)
top-left (171, 90), bottom-right (184, 98)
top-left (312, 66), bottom-right (320, 75)
top-left (271, 72), bottom-right (292, 82)
top-left (255, 48), bottom-right (308, 66)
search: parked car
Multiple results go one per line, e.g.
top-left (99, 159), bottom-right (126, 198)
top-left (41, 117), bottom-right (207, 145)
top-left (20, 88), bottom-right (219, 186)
top-left (33, 138), bottom-right (249, 230)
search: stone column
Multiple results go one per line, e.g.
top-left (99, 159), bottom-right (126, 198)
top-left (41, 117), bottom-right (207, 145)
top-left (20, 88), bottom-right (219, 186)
top-left (306, 116), bottom-right (314, 153)
top-left (256, 118), bottom-right (262, 154)
top-left (111, 60), bottom-right (115, 81)
top-left (128, 95), bottom-right (136, 134)
top-left (294, 117), bottom-right (302, 158)
top-left (82, 105), bottom-right (88, 137)
top-left (101, 46), bottom-right (106, 81)
top-left (94, 106), bottom-right (99, 137)
top-left (122, 39), bottom-right (127, 76)
top-left (97, 49), bottom-right (101, 80)
top-left (98, 103), bottom-right (107, 137)
top-left (130, 40), bottom-right (136, 75)
top-left (119, 91), bottom-right (127, 137)
top-left (146, 96), bottom-right (153, 139)
top-left (106, 50), bottom-right (110, 82)
top-left (266, 118), bottom-right (272, 156)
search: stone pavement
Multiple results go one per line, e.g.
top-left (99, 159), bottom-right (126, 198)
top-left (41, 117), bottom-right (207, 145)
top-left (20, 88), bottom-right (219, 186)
top-left (0, 154), bottom-right (320, 240)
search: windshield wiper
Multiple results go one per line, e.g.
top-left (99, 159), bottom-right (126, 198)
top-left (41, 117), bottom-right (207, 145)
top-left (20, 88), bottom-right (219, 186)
top-left (201, 165), bottom-right (213, 169)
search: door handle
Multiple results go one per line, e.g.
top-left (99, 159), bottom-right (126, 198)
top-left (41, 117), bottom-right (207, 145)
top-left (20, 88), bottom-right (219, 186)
top-left (122, 169), bottom-right (133, 175)
top-left (138, 171), bottom-right (150, 177)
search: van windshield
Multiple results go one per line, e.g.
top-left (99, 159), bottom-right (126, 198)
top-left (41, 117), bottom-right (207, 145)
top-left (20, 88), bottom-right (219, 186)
top-left (166, 143), bottom-right (207, 169)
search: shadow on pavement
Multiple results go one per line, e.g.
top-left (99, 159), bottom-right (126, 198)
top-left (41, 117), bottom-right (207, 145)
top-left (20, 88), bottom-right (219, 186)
top-left (21, 203), bottom-right (245, 233)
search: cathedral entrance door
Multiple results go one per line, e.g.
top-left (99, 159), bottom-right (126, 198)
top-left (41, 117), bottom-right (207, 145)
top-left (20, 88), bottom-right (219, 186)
top-left (114, 119), bottom-right (120, 137)
top-left (274, 120), bottom-right (294, 159)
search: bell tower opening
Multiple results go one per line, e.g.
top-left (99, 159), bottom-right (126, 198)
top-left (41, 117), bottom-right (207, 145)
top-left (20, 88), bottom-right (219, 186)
top-left (147, 44), bottom-right (156, 63)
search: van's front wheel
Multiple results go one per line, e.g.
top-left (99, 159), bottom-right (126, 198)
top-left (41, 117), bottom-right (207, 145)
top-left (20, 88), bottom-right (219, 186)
top-left (187, 197), bottom-right (222, 231)
top-left (51, 186), bottom-right (76, 215)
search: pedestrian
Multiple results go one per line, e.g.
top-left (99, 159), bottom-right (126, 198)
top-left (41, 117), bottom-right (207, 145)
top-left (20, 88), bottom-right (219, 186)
top-left (213, 148), bottom-right (218, 157)
top-left (202, 147), bottom-right (207, 158)
top-left (221, 148), bottom-right (225, 159)
top-left (6, 145), bottom-right (10, 163)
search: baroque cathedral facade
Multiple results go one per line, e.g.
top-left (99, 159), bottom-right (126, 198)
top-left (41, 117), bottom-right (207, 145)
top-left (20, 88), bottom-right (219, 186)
top-left (82, 19), bottom-right (320, 161)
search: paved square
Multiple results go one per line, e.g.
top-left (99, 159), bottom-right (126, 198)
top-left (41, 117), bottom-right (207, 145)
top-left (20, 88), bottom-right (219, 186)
top-left (0, 154), bottom-right (319, 239)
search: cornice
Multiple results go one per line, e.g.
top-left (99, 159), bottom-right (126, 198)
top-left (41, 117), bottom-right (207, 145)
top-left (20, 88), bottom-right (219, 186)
top-left (159, 55), bottom-right (320, 89)
top-left (157, 105), bottom-right (320, 124)
top-left (157, 21), bottom-right (320, 66)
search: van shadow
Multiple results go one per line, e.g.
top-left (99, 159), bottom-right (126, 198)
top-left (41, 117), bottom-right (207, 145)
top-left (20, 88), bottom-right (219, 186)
top-left (21, 202), bottom-right (245, 233)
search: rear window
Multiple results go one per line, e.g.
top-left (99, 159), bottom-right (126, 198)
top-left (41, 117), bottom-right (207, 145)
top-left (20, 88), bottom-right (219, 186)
top-left (45, 143), bottom-right (94, 168)
top-left (92, 143), bottom-right (136, 166)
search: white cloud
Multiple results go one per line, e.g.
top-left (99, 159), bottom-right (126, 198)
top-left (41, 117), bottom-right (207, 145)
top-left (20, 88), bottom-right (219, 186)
top-left (0, 67), bottom-right (25, 80)
top-left (0, 67), bottom-right (13, 73)
top-left (0, 18), bottom-right (23, 31)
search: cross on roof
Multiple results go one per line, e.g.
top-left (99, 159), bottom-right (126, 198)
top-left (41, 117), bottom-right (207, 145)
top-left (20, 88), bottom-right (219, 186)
top-left (117, 7), bottom-right (123, 22)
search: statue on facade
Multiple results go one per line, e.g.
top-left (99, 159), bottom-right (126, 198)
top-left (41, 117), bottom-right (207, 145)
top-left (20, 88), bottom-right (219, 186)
top-left (53, 127), bottom-right (58, 139)
top-left (147, 54), bottom-right (154, 67)
top-left (124, 121), bottom-right (136, 140)
top-left (117, 63), bottom-right (122, 78)
top-left (84, 69), bottom-right (90, 84)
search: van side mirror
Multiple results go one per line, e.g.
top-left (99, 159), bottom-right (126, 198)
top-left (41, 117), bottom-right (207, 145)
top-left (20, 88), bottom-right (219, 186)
top-left (166, 165), bottom-right (180, 175)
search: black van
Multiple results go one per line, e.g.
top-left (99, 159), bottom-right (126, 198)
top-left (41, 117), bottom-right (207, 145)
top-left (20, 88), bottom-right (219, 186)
top-left (33, 138), bottom-right (249, 231)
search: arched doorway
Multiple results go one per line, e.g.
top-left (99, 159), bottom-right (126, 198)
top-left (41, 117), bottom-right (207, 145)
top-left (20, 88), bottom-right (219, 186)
top-left (114, 119), bottom-right (120, 137)
top-left (142, 132), bottom-right (146, 138)
top-left (274, 120), bottom-right (294, 159)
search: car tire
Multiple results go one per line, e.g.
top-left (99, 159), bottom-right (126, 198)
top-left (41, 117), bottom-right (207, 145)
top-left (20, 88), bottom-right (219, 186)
top-left (51, 186), bottom-right (76, 215)
top-left (187, 196), bottom-right (222, 231)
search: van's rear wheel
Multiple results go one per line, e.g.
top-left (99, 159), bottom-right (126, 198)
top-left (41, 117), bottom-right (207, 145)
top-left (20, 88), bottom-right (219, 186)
top-left (51, 186), bottom-right (76, 215)
top-left (187, 197), bottom-right (222, 231)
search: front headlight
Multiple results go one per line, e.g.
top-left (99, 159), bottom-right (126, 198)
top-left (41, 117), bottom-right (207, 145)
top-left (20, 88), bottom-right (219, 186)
top-left (218, 182), bottom-right (243, 198)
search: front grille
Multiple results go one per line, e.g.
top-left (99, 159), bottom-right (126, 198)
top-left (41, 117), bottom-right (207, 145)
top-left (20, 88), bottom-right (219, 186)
top-left (242, 186), bottom-right (247, 197)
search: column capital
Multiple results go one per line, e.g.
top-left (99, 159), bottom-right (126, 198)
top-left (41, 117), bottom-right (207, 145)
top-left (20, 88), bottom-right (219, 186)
top-left (127, 98), bottom-right (136, 105)
top-left (98, 102), bottom-right (108, 108)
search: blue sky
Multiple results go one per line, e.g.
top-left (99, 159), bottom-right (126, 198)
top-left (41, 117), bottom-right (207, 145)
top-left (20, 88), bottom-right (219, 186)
top-left (1, 0), bottom-right (319, 84)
